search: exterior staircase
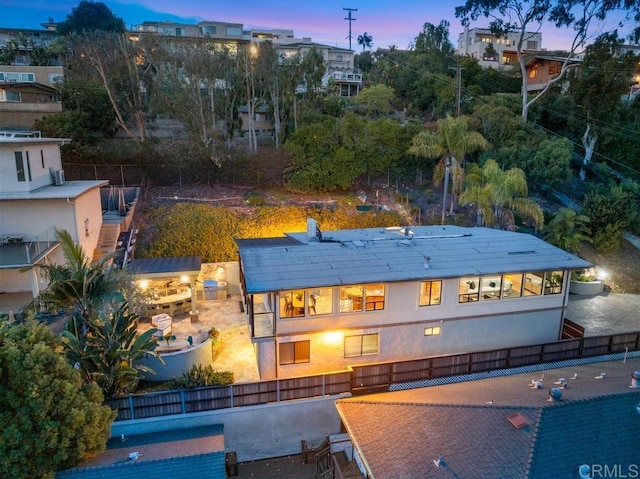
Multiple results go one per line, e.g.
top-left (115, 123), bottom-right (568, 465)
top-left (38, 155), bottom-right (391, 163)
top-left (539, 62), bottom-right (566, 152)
top-left (93, 223), bottom-right (120, 262)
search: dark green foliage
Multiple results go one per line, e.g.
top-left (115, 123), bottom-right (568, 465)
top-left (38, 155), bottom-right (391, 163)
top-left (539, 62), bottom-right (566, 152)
top-left (57, 1), bottom-right (126, 34)
top-left (137, 204), bottom-right (244, 262)
top-left (285, 113), bottom-right (416, 191)
top-left (62, 304), bottom-right (161, 397)
top-left (542, 208), bottom-right (592, 253)
top-left (581, 184), bottom-right (638, 253)
top-left (170, 364), bottom-right (234, 389)
top-left (0, 320), bottom-right (115, 477)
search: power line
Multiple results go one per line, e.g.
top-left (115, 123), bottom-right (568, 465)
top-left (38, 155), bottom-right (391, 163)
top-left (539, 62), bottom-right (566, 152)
top-left (343, 7), bottom-right (357, 51)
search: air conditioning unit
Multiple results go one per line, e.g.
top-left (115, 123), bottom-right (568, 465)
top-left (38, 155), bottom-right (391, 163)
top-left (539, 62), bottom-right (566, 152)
top-left (54, 169), bottom-right (65, 186)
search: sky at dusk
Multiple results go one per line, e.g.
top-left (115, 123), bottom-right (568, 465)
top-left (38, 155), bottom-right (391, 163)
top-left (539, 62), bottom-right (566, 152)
top-left (1, 0), bottom-right (634, 51)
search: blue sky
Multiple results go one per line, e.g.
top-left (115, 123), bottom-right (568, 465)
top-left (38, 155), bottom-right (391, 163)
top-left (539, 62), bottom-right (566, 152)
top-left (1, 0), bottom-right (633, 51)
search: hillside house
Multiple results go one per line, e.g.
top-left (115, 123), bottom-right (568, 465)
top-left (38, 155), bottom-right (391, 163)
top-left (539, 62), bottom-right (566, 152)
top-left (236, 220), bottom-right (591, 380)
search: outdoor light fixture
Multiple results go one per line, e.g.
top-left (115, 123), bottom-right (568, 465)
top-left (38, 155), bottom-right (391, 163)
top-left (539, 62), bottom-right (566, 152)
top-left (596, 268), bottom-right (609, 280)
top-left (139, 280), bottom-right (149, 289)
top-left (180, 275), bottom-right (189, 284)
top-left (324, 331), bottom-right (343, 345)
top-left (84, 218), bottom-right (90, 237)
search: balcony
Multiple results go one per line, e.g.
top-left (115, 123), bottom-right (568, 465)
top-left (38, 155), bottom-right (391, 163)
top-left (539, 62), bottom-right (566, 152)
top-left (0, 226), bottom-right (58, 268)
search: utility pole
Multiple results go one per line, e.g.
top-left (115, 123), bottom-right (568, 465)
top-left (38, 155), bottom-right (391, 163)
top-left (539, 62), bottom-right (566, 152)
top-left (343, 7), bottom-right (357, 51)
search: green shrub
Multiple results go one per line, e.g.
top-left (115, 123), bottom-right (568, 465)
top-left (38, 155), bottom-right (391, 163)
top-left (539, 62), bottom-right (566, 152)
top-left (170, 364), bottom-right (234, 389)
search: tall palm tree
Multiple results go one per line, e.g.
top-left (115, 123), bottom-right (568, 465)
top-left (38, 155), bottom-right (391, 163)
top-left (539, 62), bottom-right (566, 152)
top-left (409, 116), bottom-right (489, 224)
top-left (357, 32), bottom-right (373, 52)
top-left (459, 159), bottom-right (544, 231)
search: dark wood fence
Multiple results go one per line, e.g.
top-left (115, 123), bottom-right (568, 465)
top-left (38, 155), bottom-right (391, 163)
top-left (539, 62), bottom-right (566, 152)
top-left (107, 331), bottom-right (639, 421)
top-left (350, 332), bottom-right (640, 395)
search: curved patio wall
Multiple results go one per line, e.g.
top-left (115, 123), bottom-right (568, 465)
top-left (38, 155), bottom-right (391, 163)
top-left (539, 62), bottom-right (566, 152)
top-left (569, 280), bottom-right (604, 295)
top-left (138, 338), bottom-right (213, 382)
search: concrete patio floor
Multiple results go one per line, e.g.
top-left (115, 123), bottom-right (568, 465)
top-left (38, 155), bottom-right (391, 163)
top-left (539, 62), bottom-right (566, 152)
top-left (138, 294), bottom-right (261, 384)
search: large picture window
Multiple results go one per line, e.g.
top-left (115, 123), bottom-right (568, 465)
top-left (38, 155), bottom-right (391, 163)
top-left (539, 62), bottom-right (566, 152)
top-left (281, 288), bottom-right (333, 317)
top-left (503, 273), bottom-right (523, 298)
top-left (344, 333), bottom-right (379, 358)
top-left (524, 272), bottom-right (544, 296)
top-left (419, 281), bottom-right (442, 306)
top-left (543, 271), bottom-right (564, 295)
top-left (459, 276), bottom-right (480, 302)
top-left (365, 283), bottom-right (385, 311)
top-left (340, 285), bottom-right (363, 312)
top-left (279, 340), bottom-right (310, 365)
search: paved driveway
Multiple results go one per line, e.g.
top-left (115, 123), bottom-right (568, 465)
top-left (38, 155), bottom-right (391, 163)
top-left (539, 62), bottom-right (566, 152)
top-left (566, 292), bottom-right (640, 336)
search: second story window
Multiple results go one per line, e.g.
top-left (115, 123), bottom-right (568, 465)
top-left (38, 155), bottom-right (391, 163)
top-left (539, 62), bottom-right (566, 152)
top-left (459, 276), bottom-right (480, 302)
top-left (15, 152), bottom-right (25, 182)
top-left (419, 280), bottom-right (442, 306)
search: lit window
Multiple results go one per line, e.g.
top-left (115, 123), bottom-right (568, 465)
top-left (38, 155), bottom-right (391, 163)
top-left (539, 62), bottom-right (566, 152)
top-left (344, 333), bottom-right (379, 358)
top-left (524, 272), bottom-right (543, 296)
top-left (480, 276), bottom-right (503, 300)
top-left (279, 340), bottom-right (310, 365)
top-left (419, 280), bottom-right (441, 306)
top-left (459, 276), bottom-right (480, 302)
top-left (543, 271), bottom-right (564, 295)
top-left (365, 283), bottom-right (385, 311)
top-left (503, 273), bottom-right (523, 298)
top-left (424, 326), bottom-right (441, 336)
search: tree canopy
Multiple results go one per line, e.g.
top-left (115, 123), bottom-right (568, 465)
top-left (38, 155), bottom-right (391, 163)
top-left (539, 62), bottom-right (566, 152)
top-left (57, 1), bottom-right (126, 35)
top-left (0, 320), bottom-right (115, 478)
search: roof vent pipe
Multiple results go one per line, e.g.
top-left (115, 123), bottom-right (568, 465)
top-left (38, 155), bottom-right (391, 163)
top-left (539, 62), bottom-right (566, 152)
top-left (548, 388), bottom-right (563, 402)
top-left (632, 371), bottom-right (640, 388)
top-left (307, 218), bottom-right (317, 239)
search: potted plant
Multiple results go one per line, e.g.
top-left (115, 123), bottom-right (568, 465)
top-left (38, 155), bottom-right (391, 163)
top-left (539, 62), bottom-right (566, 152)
top-left (569, 269), bottom-right (604, 295)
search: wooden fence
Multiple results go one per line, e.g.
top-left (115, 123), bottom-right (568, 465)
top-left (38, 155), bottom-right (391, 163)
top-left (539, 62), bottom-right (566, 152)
top-left (107, 331), bottom-right (640, 421)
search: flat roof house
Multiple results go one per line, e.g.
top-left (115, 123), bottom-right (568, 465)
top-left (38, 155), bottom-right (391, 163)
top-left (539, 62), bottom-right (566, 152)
top-left (0, 131), bottom-right (107, 298)
top-left (237, 220), bottom-right (591, 380)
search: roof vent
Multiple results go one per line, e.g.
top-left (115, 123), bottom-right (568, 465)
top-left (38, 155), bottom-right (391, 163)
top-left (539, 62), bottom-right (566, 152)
top-left (54, 169), bottom-right (65, 186)
top-left (507, 412), bottom-right (529, 429)
top-left (548, 388), bottom-right (563, 402)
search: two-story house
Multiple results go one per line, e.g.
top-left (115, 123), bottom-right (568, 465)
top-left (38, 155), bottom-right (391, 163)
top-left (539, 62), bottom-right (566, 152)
top-left (0, 65), bottom-right (64, 129)
top-left (457, 26), bottom-right (543, 70)
top-left (0, 131), bottom-right (107, 297)
top-left (236, 220), bottom-right (591, 380)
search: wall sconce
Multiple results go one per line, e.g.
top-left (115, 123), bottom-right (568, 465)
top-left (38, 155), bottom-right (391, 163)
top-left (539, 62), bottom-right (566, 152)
top-left (84, 218), bottom-right (90, 237)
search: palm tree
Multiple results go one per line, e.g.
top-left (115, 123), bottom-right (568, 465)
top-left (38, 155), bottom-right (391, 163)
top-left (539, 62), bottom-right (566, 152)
top-left (409, 116), bottom-right (489, 224)
top-left (459, 159), bottom-right (544, 231)
top-left (542, 208), bottom-right (592, 253)
top-left (26, 230), bottom-right (128, 335)
top-left (62, 303), bottom-right (161, 397)
top-left (357, 32), bottom-right (373, 52)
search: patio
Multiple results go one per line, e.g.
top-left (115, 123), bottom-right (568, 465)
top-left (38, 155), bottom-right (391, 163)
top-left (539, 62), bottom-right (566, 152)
top-left (137, 295), bottom-right (260, 384)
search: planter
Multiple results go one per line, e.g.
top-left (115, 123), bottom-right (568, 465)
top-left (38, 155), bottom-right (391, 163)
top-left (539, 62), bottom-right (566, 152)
top-left (569, 279), bottom-right (604, 295)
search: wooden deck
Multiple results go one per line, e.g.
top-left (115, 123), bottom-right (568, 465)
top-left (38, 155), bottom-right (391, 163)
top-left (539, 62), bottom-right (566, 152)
top-left (236, 454), bottom-right (317, 479)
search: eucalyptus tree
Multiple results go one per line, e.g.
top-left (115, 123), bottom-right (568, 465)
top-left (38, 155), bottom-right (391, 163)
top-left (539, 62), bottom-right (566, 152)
top-left (459, 159), bottom-right (544, 231)
top-left (71, 31), bottom-right (152, 141)
top-left (150, 37), bottom-right (237, 160)
top-left (565, 33), bottom-right (639, 179)
top-left (409, 115), bottom-right (489, 223)
top-left (455, 0), bottom-right (640, 122)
